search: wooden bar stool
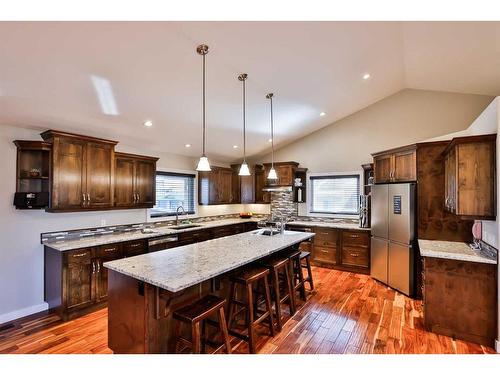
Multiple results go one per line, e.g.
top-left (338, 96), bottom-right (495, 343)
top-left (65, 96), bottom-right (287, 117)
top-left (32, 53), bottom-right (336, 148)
top-left (287, 249), bottom-right (307, 303)
top-left (227, 266), bottom-right (275, 353)
top-left (173, 294), bottom-right (232, 354)
top-left (261, 256), bottom-right (295, 331)
top-left (300, 251), bottom-right (315, 291)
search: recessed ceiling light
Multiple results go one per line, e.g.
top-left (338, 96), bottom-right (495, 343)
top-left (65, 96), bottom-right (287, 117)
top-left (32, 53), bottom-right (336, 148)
top-left (233, 145), bottom-right (238, 149)
top-left (319, 112), bottom-right (326, 117)
top-left (363, 73), bottom-right (371, 80)
top-left (185, 144), bottom-right (191, 148)
top-left (268, 138), bottom-right (273, 143)
top-left (143, 120), bottom-right (153, 127)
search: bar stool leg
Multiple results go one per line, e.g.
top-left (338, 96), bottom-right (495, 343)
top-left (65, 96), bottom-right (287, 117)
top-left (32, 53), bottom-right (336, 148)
top-left (192, 321), bottom-right (201, 354)
top-left (305, 257), bottom-right (314, 290)
top-left (246, 283), bottom-right (256, 354)
top-left (263, 276), bottom-right (276, 337)
top-left (284, 263), bottom-right (296, 316)
top-left (296, 258), bottom-right (307, 301)
top-left (227, 282), bottom-right (237, 330)
top-left (272, 267), bottom-right (283, 332)
top-left (288, 260), bottom-right (297, 313)
top-left (217, 307), bottom-right (232, 354)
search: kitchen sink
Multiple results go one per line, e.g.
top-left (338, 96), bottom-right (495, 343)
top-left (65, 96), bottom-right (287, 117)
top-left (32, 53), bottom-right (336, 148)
top-left (170, 224), bottom-right (203, 230)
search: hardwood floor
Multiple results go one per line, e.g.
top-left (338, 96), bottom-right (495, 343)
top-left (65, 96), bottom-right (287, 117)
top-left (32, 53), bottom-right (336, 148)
top-left (0, 267), bottom-right (496, 354)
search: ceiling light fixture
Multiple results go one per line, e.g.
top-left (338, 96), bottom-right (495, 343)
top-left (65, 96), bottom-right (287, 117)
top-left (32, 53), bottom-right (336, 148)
top-left (233, 145), bottom-right (238, 149)
top-left (363, 73), bottom-right (371, 80)
top-left (185, 144), bottom-right (191, 148)
top-left (268, 138), bottom-right (272, 143)
top-left (319, 112), bottom-right (326, 117)
top-left (195, 44), bottom-right (211, 172)
top-left (143, 120), bottom-right (153, 127)
top-left (266, 93), bottom-right (278, 181)
top-left (238, 73), bottom-right (251, 176)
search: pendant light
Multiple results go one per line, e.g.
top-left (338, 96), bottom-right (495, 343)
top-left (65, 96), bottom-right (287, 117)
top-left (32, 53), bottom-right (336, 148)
top-left (238, 73), bottom-right (251, 176)
top-left (266, 93), bottom-right (278, 180)
top-left (196, 44), bottom-right (211, 172)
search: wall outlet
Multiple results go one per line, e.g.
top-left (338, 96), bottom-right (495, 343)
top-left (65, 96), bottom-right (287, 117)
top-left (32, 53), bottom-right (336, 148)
top-left (100, 219), bottom-right (106, 227)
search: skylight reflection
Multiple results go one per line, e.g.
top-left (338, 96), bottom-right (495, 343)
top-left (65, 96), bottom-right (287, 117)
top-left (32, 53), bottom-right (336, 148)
top-left (90, 75), bottom-right (119, 116)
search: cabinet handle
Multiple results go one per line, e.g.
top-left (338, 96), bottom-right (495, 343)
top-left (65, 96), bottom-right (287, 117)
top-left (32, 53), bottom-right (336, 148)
top-left (92, 260), bottom-right (96, 274)
top-left (72, 253), bottom-right (87, 258)
top-left (349, 234), bottom-right (359, 238)
top-left (104, 248), bottom-right (116, 252)
top-left (130, 243), bottom-right (142, 248)
top-left (349, 253), bottom-right (359, 257)
top-left (97, 261), bottom-right (101, 273)
top-left (87, 193), bottom-right (91, 203)
top-left (137, 193), bottom-right (140, 202)
top-left (82, 193), bottom-right (86, 204)
top-left (321, 232), bottom-right (330, 235)
top-left (320, 250), bottom-right (329, 253)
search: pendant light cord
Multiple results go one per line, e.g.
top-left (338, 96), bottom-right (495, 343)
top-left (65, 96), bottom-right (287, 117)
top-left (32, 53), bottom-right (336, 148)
top-left (270, 95), bottom-right (274, 168)
top-left (243, 77), bottom-right (246, 162)
top-left (202, 52), bottom-right (206, 157)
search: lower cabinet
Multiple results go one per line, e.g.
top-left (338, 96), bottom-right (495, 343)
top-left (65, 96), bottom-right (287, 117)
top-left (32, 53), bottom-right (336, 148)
top-left (44, 222), bottom-right (259, 320)
top-left (310, 227), bottom-right (370, 274)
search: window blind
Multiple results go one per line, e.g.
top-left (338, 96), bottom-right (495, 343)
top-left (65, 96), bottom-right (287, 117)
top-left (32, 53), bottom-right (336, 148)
top-left (310, 175), bottom-right (360, 215)
top-left (151, 172), bottom-right (195, 217)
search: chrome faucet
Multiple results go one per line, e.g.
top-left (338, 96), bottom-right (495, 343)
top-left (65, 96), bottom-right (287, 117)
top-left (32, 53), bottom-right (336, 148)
top-left (175, 205), bottom-right (186, 226)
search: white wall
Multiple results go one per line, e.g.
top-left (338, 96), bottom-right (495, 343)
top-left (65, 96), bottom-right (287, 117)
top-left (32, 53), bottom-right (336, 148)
top-left (0, 124), bottom-right (269, 323)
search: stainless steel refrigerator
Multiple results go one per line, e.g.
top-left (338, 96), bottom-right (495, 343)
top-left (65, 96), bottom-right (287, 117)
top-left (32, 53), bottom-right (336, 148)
top-left (370, 183), bottom-right (416, 296)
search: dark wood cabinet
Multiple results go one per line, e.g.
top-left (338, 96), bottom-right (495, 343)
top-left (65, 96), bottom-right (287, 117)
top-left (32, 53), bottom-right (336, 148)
top-left (372, 145), bottom-right (417, 183)
top-left (65, 249), bottom-right (94, 311)
top-left (95, 244), bottom-right (123, 301)
top-left (422, 256), bottom-right (497, 347)
top-left (255, 164), bottom-right (270, 204)
top-left (308, 226), bottom-right (370, 274)
top-left (198, 166), bottom-right (236, 205)
top-left (263, 161), bottom-right (299, 186)
top-left (443, 134), bottom-right (496, 219)
top-left (114, 153), bottom-right (158, 208)
top-left (230, 164), bottom-right (256, 204)
top-left (41, 130), bottom-right (117, 211)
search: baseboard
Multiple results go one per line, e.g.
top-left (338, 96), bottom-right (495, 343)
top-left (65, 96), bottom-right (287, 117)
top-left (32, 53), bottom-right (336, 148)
top-left (496, 339), bottom-right (500, 353)
top-left (0, 303), bottom-right (48, 325)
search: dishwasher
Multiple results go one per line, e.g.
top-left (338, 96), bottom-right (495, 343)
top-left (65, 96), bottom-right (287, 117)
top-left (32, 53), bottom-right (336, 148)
top-left (147, 234), bottom-right (179, 253)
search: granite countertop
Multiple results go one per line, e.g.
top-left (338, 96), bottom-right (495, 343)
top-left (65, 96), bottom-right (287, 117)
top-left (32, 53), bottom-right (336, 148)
top-left (43, 218), bottom-right (261, 252)
top-left (418, 239), bottom-right (497, 265)
top-left (287, 220), bottom-right (371, 231)
top-left (104, 230), bottom-right (315, 292)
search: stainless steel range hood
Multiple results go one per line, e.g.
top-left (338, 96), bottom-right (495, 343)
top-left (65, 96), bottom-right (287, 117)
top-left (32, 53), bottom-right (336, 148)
top-left (262, 186), bottom-right (293, 192)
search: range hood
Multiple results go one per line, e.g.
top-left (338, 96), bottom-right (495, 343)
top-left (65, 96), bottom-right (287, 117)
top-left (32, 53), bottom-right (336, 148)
top-left (262, 186), bottom-right (293, 192)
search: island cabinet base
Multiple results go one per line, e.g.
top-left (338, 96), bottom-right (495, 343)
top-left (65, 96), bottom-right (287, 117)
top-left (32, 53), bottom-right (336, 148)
top-left (108, 270), bottom-right (216, 354)
top-left (422, 257), bottom-right (497, 347)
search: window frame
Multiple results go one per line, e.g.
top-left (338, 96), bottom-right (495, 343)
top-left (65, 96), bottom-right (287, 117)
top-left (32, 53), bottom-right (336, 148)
top-left (150, 170), bottom-right (197, 219)
top-left (307, 172), bottom-right (361, 218)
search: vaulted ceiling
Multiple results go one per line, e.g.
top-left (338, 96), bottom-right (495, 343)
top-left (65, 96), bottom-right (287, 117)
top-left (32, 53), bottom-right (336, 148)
top-left (0, 21), bottom-right (498, 161)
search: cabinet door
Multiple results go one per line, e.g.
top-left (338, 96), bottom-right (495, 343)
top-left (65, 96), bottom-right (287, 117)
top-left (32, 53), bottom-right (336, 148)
top-left (95, 244), bottom-right (123, 302)
top-left (277, 165), bottom-right (294, 186)
top-left (65, 250), bottom-right (94, 310)
top-left (240, 174), bottom-right (255, 203)
top-left (86, 142), bottom-right (113, 208)
top-left (52, 137), bottom-right (86, 210)
top-left (373, 154), bottom-right (393, 183)
top-left (393, 149), bottom-right (417, 182)
top-left (218, 169), bottom-right (233, 203)
top-left (135, 160), bottom-right (156, 206)
top-left (114, 157), bottom-right (136, 207)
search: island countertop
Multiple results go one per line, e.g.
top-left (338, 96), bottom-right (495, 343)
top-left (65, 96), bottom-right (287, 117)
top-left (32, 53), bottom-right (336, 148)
top-left (104, 230), bottom-right (315, 293)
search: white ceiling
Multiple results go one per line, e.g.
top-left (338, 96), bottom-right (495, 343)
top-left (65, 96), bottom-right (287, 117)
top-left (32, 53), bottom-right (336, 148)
top-left (0, 22), bottom-right (498, 162)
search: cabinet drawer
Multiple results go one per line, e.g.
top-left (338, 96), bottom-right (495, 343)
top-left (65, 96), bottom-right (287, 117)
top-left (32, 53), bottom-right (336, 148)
top-left (313, 228), bottom-right (338, 247)
top-left (314, 246), bottom-right (337, 264)
top-left (67, 249), bottom-right (92, 263)
top-left (211, 226), bottom-right (234, 238)
top-left (179, 230), bottom-right (211, 243)
top-left (96, 243), bottom-right (123, 258)
top-left (342, 231), bottom-right (369, 247)
top-left (123, 240), bottom-right (147, 257)
top-left (341, 246), bottom-right (369, 268)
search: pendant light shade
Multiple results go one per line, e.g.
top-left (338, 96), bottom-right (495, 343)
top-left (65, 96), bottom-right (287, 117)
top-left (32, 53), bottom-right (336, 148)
top-left (238, 73), bottom-right (251, 176)
top-left (196, 44), bottom-right (211, 172)
top-left (266, 93), bottom-right (278, 180)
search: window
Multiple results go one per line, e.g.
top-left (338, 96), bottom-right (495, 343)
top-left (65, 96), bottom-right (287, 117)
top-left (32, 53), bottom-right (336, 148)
top-left (150, 172), bottom-right (195, 217)
top-left (310, 174), bottom-right (360, 215)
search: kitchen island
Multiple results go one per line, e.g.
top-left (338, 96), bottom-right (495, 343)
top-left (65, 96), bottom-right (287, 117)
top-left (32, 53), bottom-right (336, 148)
top-left (104, 230), bottom-right (314, 353)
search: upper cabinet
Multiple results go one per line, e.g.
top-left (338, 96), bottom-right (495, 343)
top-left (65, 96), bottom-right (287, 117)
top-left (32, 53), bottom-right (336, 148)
top-left (38, 130), bottom-right (158, 212)
top-left (198, 166), bottom-right (236, 205)
top-left (263, 162), bottom-right (299, 186)
top-left (115, 152), bottom-right (158, 208)
top-left (443, 134), bottom-right (496, 219)
top-left (254, 165), bottom-right (271, 204)
top-left (41, 131), bottom-right (117, 211)
top-left (372, 145), bottom-right (417, 184)
top-left (230, 164), bottom-right (255, 204)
